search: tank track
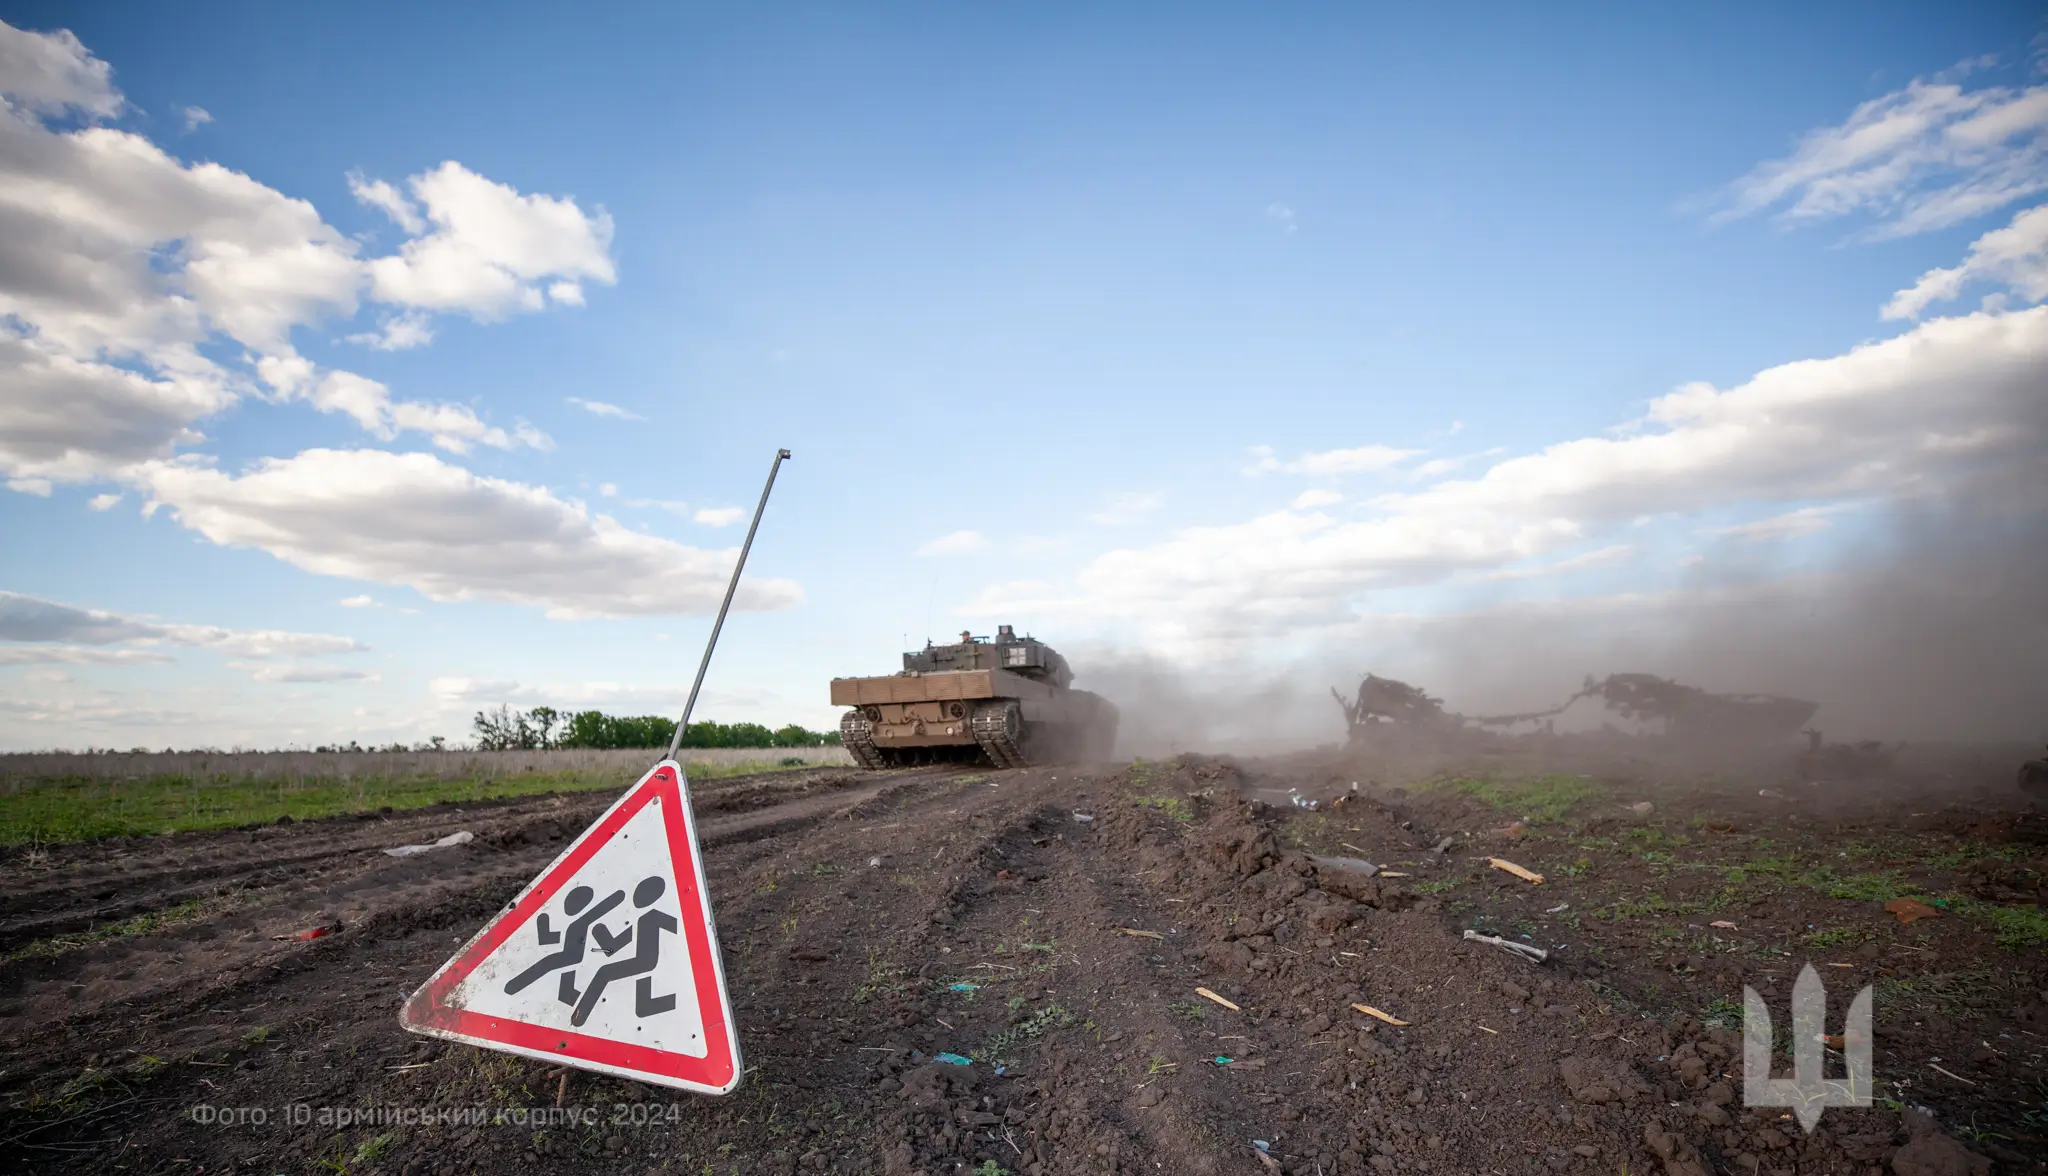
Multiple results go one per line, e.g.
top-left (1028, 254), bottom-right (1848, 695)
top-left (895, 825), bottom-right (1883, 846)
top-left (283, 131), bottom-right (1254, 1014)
top-left (970, 700), bottom-right (1026, 769)
top-left (840, 709), bottom-right (885, 769)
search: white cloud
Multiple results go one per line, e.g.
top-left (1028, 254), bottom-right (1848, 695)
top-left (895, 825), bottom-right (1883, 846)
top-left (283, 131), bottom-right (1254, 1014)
top-left (1706, 504), bottom-right (1852, 542)
top-left (972, 306), bottom-right (2048, 648)
top-left (8, 476), bottom-right (50, 496)
top-left (1291, 489), bottom-right (1343, 510)
top-left (547, 280), bottom-right (585, 306)
top-left (87, 491), bottom-right (120, 510)
top-left (134, 448), bottom-right (804, 619)
top-left (1710, 71), bottom-right (2048, 239)
top-left (0, 589), bottom-right (366, 657)
top-left (1478, 544), bottom-right (1634, 581)
top-left (917, 529), bottom-right (990, 557)
top-left (1087, 490), bottom-right (1164, 526)
top-left (0, 645), bottom-right (172, 666)
top-left (179, 105), bottom-right (211, 132)
top-left (567, 396), bottom-right (642, 421)
top-left (1884, 202), bottom-right (2048, 319)
top-left (599, 482), bottom-right (618, 497)
top-left (237, 662), bottom-right (378, 684)
top-left (1264, 202), bottom-right (1298, 234)
top-left (346, 311), bottom-right (435, 351)
top-left (693, 506), bottom-right (745, 527)
top-left (363, 161), bottom-right (615, 319)
top-left (0, 26), bottom-right (605, 487)
top-left (338, 594), bottom-right (378, 608)
top-left (346, 170), bottom-right (425, 235)
top-left (1244, 443), bottom-right (1421, 476)
top-left (306, 371), bottom-right (548, 454)
top-left (0, 21), bottom-right (121, 118)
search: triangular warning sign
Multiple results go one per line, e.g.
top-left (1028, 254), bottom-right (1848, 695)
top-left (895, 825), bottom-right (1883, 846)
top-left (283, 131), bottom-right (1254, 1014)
top-left (400, 760), bottom-right (742, 1094)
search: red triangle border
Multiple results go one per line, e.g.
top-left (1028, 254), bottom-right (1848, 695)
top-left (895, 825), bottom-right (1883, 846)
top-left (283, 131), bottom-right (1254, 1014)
top-left (400, 761), bottom-right (740, 1093)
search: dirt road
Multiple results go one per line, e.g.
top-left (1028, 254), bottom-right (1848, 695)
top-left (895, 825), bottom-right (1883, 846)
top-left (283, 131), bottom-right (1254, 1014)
top-left (3, 752), bottom-right (2043, 1174)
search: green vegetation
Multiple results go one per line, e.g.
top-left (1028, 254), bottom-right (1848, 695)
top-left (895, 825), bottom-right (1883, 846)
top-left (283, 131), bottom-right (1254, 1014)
top-left (1700, 997), bottom-right (1745, 1029)
top-left (973, 1003), bottom-right (1076, 1063)
top-left (0, 757), bottom-right (810, 846)
top-left (1132, 795), bottom-right (1195, 822)
top-left (475, 705), bottom-right (839, 751)
top-left (1438, 773), bottom-right (1603, 823)
top-left (1803, 925), bottom-right (1869, 949)
top-left (1802, 868), bottom-right (1908, 903)
top-left (1411, 879), bottom-right (1458, 895)
top-left (1951, 898), bottom-right (2048, 951)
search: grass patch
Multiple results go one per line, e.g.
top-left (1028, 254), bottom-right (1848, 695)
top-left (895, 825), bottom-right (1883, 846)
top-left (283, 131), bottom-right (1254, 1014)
top-left (1803, 925), bottom-right (1870, 949)
top-left (1132, 796), bottom-right (1195, 822)
top-left (0, 759), bottom-right (814, 846)
top-left (1951, 899), bottom-right (2048, 951)
top-left (972, 1003), bottom-right (1077, 1063)
top-left (1800, 868), bottom-right (1909, 903)
top-left (1438, 773), bottom-right (1603, 824)
top-left (4, 896), bottom-right (223, 961)
top-left (1410, 879), bottom-right (1458, 895)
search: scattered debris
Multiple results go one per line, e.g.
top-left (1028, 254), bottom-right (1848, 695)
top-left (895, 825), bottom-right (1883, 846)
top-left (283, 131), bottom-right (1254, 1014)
top-left (947, 982), bottom-right (978, 993)
top-left (1310, 854), bottom-right (1378, 878)
top-left (1195, 987), bottom-right (1241, 1012)
top-left (1545, 903), bottom-right (1570, 914)
top-left (1476, 1025), bottom-right (1499, 1035)
top-left (2019, 745), bottom-right (2048, 809)
top-left (271, 922), bottom-right (341, 942)
top-left (1072, 811), bottom-right (1095, 824)
top-left (1885, 897), bottom-right (1944, 924)
top-left (1115, 928), bottom-right (1165, 941)
top-left (933, 1053), bottom-right (973, 1066)
top-left (382, 830), bottom-right (474, 857)
top-left (1928, 1063), bottom-right (1976, 1087)
top-left (1428, 836), bottom-right (1455, 856)
top-left (1486, 857), bottom-right (1544, 884)
top-left (1710, 920), bottom-right (1739, 930)
top-left (868, 856), bottom-right (882, 868)
top-left (1333, 674), bottom-right (1455, 744)
top-left (1463, 930), bottom-right (1548, 962)
top-left (1351, 1002), bottom-right (1411, 1026)
top-left (1211, 1055), bottom-right (1234, 1066)
top-left (1627, 801), bottom-right (1654, 815)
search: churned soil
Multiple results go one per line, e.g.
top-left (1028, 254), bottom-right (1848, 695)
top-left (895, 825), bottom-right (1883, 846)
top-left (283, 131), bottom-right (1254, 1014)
top-left (2, 746), bottom-right (2043, 1175)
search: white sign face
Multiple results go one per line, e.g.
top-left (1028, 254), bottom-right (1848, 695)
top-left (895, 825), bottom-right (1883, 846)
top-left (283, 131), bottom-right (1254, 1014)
top-left (400, 761), bottom-right (742, 1094)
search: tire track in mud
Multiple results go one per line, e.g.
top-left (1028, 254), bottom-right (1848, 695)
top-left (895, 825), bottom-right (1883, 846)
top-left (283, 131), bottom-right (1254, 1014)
top-left (0, 768), bottom-right (861, 952)
top-left (0, 767), bottom-right (933, 1091)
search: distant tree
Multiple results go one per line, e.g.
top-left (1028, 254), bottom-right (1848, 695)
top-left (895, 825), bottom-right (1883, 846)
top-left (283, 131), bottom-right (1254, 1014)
top-left (528, 706), bottom-right (560, 749)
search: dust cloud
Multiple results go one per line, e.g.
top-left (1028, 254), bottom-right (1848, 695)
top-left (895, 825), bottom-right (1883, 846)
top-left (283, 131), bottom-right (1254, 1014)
top-left (1077, 485), bottom-right (2048, 757)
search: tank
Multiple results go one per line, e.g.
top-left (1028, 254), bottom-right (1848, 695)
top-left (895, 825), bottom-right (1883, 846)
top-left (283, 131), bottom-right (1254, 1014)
top-left (831, 626), bottom-right (1119, 769)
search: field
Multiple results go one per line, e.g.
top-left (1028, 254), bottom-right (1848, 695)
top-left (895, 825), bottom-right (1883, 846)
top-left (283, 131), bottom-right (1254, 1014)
top-left (0, 741), bottom-right (2042, 1175)
top-left (0, 747), bottom-right (853, 845)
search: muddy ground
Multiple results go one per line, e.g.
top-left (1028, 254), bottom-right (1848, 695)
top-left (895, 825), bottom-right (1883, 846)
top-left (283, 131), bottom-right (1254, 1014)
top-left (1, 744), bottom-right (2043, 1175)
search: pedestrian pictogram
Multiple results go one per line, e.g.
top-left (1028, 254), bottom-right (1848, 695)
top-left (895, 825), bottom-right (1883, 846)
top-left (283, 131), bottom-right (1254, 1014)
top-left (399, 760), bottom-right (742, 1094)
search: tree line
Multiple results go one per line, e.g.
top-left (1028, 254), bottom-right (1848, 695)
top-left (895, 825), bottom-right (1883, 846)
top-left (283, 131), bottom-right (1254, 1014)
top-left (470, 706), bottom-right (841, 752)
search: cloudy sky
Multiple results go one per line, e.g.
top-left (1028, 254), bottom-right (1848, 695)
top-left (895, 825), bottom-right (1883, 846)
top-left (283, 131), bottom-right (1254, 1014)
top-left (2, 4), bottom-right (2045, 750)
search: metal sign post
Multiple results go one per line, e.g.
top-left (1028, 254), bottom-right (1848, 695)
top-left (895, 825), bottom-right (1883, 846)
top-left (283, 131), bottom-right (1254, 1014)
top-left (667, 448), bottom-right (791, 760)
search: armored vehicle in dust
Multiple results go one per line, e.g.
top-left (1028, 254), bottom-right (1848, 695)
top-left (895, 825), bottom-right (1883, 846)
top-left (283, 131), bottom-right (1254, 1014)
top-left (832, 626), bottom-right (1118, 768)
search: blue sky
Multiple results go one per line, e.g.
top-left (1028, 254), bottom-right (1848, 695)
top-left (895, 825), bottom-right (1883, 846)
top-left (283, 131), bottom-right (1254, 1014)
top-left (3, 3), bottom-right (2045, 749)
